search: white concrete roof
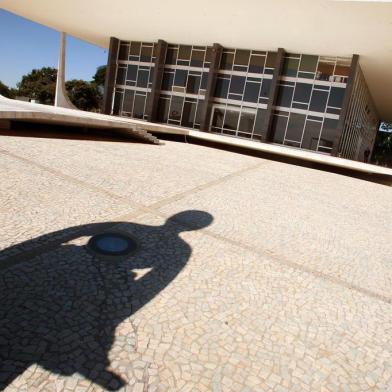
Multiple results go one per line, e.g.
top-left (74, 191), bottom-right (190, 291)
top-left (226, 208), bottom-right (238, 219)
top-left (2, 0), bottom-right (392, 121)
top-left (1, 96), bottom-right (391, 177)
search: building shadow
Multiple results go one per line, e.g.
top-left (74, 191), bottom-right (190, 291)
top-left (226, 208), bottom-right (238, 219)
top-left (0, 210), bottom-right (213, 390)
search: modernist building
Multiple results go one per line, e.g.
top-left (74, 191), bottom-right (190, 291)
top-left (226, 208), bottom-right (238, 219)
top-left (2, 0), bottom-right (391, 162)
top-left (103, 40), bottom-right (378, 161)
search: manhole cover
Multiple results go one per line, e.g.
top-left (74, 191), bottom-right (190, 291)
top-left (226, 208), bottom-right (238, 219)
top-left (87, 232), bottom-right (137, 257)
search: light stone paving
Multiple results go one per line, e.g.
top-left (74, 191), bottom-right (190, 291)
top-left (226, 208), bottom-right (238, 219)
top-left (0, 134), bottom-right (391, 392)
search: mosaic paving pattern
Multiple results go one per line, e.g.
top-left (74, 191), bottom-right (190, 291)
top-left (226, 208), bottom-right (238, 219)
top-left (0, 135), bottom-right (391, 391)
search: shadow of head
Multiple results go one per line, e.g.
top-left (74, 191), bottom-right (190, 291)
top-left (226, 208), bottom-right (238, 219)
top-left (165, 210), bottom-right (213, 232)
top-left (0, 210), bottom-right (213, 391)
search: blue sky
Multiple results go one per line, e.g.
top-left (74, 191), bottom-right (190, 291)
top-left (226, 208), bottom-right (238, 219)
top-left (0, 9), bottom-right (108, 87)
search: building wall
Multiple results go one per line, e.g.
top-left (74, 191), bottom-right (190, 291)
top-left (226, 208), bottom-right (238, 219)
top-left (109, 39), bottom-right (378, 161)
top-left (337, 66), bottom-right (379, 162)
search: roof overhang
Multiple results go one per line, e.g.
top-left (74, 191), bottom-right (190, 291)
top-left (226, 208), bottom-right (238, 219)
top-left (2, 0), bottom-right (392, 121)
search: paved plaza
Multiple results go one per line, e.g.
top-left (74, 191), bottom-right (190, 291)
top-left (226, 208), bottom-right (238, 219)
top-left (0, 134), bottom-right (391, 391)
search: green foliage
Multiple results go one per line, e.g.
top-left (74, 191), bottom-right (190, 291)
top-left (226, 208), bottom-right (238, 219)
top-left (0, 80), bottom-right (15, 98)
top-left (92, 65), bottom-right (106, 87)
top-left (371, 130), bottom-right (392, 167)
top-left (65, 79), bottom-right (102, 111)
top-left (17, 67), bottom-right (57, 104)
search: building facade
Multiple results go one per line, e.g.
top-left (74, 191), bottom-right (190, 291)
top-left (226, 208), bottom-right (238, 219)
top-left (104, 38), bottom-right (379, 162)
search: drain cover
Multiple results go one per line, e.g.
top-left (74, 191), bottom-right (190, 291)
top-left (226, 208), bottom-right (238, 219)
top-left (88, 232), bottom-right (137, 257)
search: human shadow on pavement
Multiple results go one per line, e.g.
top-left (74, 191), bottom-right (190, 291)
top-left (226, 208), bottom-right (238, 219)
top-left (0, 210), bottom-right (213, 390)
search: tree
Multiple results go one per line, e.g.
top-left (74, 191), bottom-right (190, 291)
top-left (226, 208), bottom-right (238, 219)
top-left (371, 130), bottom-right (392, 167)
top-left (92, 65), bottom-right (106, 88)
top-left (17, 67), bottom-right (57, 104)
top-left (65, 79), bottom-right (102, 111)
top-left (0, 81), bottom-right (16, 99)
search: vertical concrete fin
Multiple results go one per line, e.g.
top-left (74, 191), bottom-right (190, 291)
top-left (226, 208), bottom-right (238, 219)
top-left (102, 37), bottom-right (120, 115)
top-left (331, 54), bottom-right (359, 156)
top-left (54, 32), bottom-right (77, 110)
top-left (199, 43), bottom-right (223, 132)
top-left (262, 48), bottom-right (285, 142)
top-left (145, 39), bottom-right (168, 122)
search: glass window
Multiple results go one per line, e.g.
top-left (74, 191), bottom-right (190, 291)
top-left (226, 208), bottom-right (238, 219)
top-left (293, 83), bottom-right (312, 103)
top-left (214, 78), bottom-right (229, 98)
top-left (272, 115), bottom-right (288, 144)
top-left (253, 109), bottom-right (266, 136)
top-left (229, 75), bottom-right (246, 95)
top-left (309, 90), bottom-right (328, 112)
top-left (178, 45), bottom-right (192, 60)
top-left (285, 113), bottom-right (306, 142)
top-left (201, 72), bottom-right (208, 90)
top-left (334, 58), bottom-right (351, 77)
top-left (122, 90), bottom-right (135, 113)
top-left (319, 119), bottom-right (339, 149)
top-left (212, 108), bottom-right (224, 128)
top-left (328, 87), bottom-right (345, 108)
top-left (140, 46), bottom-right (152, 62)
top-left (130, 42), bottom-right (141, 56)
top-left (169, 96), bottom-right (183, 121)
top-left (265, 52), bottom-right (277, 69)
top-left (239, 112), bottom-right (255, 133)
top-left (223, 109), bottom-right (239, 130)
top-left (126, 65), bottom-right (138, 81)
top-left (166, 48), bottom-right (177, 65)
top-left (234, 50), bottom-right (250, 66)
top-left (221, 52), bottom-right (234, 70)
top-left (174, 70), bottom-right (188, 87)
top-left (116, 67), bottom-right (126, 85)
top-left (282, 57), bottom-right (300, 77)
top-left (260, 79), bottom-right (271, 98)
top-left (162, 72), bottom-right (174, 91)
top-left (191, 49), bottom-right (204, 67)
top-left (119, 44), bottom-right (129, 61)
top-left (316, 61), bottom-right (335, 81)
top-left (249, 55), bottom-right (265, 74)
top-left (299, 55), bottom-right (318, 73)
top-left (133, 94), bottom-right (145, 119)
top-left (276, 85), bottom-right (294, 108)
top-left (181, 101), bottom-right (196, 127)
top-left (186, 75), bottom-right (201, 94)
top-left (136, 70), bottom-right (149, 88)
top-left (244, 82), bottom-right (261, 103)
top-left (195, 101), bottom-right (204, 125)
top-left (301, 120), bottom-right (322, 150)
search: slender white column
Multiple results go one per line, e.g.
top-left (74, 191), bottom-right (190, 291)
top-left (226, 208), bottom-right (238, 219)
top-left (54, 32), bottom-right (77, 109)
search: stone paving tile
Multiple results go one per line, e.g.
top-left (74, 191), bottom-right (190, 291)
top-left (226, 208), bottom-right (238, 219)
top-left (0, 136), bottom-right (262, 204)
top-left (0, 135), bottom-right (391, 392)
top-left (0, 213), bottom-right (391, 391)
top-left (160, 160), bottom-right (392, 299)
top-left (0, 152), bottom-right (134, 263)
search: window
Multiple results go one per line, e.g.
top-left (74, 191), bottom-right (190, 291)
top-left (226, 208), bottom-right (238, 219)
top-left (249, 55), bottom-right (265, 74)
top-left (319, 118), bottom-right (339, 150)
top-left (260, 79), bottom-right (271, 98)
top-left (162, 72), bottom-right (174, 91)
top-left (214, 78), bottom-right (230, 98)
top-left (116, 67), bottom-right (126, 85)
top-left (221, 52), bottom-right (234, 70)
top-left (253, 109), bottom-right (266, 136)
top-left (301, 120), bottom-right (322, 150)
top-left (276, 85), bottom-right (294, 108)
top-left (181, 101), bottom-right (196, 127)
top-left (299, 55), bottom-right (318, 73)
top-left (223, 110), bottom-right (239, 130)
top-left (239, 112), bottom-right (255, 133)
top-left (133, 94), bottom-right (146, 119)
top-left (293, 83), bottom-right (312, 103)
top-left (126, 65), bottom-right (138, 81)
top-left (283, 57), bottom-right (300, 77)
top-left (140, 45), bottom-right (152, 62)
top-left (285, 113), bottom-right (306, 142)
top-left (212, 108), bottom-right (224, 128)
top-left (309, 90), bottom-right (328, 113)
top-left (136, 70), bottom-right (149, 88)
top-left (244, 82), bottom-right (261, 103)
top-left (328, 87), bottom-right (345, 108)
top-left (174, 70), bottom-right (188, 87)
top-left (119, 44), bottom-right (129, 61)
top-left (122, 90), bottom-right (135, 113)
top-left (186, 75), bottom-right (201, 94)
top-left (229, 76), bottom-right (246, 95)
top-left (130, 42), bottom-right (141, 56)
top-left (272, 115), bottom-right (288, 144)
top-left (169, 96), bottom-right (183, 121)
top-left (234, 50), bottom-right (250, 66)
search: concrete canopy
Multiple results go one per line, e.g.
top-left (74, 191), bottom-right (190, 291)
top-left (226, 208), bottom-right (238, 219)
top-left (2, 0), bottom-right (392, 121)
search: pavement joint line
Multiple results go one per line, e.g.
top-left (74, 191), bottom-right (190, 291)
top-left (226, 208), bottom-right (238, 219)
top-left (0, 147), bottom-right (267, 268)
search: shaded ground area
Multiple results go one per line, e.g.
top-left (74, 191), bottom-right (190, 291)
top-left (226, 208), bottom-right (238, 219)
top-left (0, 134), bottom-right (391, 391)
